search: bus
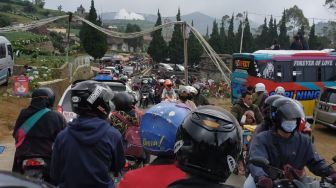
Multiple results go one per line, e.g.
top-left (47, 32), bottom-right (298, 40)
top-left (231, 50), bottom-right (336, 117)
top-left (0, 36), bottom-right (14, 86)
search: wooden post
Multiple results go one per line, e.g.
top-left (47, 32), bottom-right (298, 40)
top-left (183, 22), bottom-right (188, 85)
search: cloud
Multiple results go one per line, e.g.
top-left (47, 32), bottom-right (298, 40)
top-left (114, 9), bottom-right (145, 20)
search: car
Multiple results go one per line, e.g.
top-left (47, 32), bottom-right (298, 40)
top-left (158, 63), bottom-right (173, 72)
top-left (57, 80), bottom-right (138, 122)
top-left (95, 69), bottom-right (113, 80)
top-left (314, 86), bottom-right (336, 129)
top-left (168, 64), bottom-right (185, 72)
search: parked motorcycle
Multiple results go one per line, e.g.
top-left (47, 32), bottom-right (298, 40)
top-left (246, 156), bottom-right (336, 188)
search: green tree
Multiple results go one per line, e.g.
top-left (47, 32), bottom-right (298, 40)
top-left (235, 21), bottom-right (242, 52)
top-left (209, 20), bottom-right (221, 53)
top-left (50, 32), bottom-right (65, 53)
top-left (79, 0), bottom-right (107, 60)
top-left (284, 5), bottom-right (309, 35)
top-left (308, 24), bottom-right (320, 50)
top-left (169, 8), bottom-right (184, 64)
top-left (125, 24), bottom-right (143, 52)
top-left (188, 21), bottom-right (203, 65)
top-left (278, 10), bottom-right (290, 49)
top-left (242, 15), bottom-right (254, 52)
top-left (268, 16), bottom-right (278, 46)
top-left (147, 9), bottom-right (168, 63)
top-left (227, 14), bottom-right (235, 54)
top-left (255, 18), bottom-right (269, 50)
top-left (204, 26), bottom-right (209, 41)
top-left (34, 0), bottom-right (45, 8)
top-left (219, 18), bottom-right (228, 53)
top-left (0, 15), bottom-right (11, 27)
top-left (23, 3), bottom-right (36, 13)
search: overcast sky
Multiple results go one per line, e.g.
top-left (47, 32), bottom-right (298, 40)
top-left (45, 0), bottom-right (336, 24)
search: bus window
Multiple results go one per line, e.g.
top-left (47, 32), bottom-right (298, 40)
top-left (324, 66), bottom-right (336, 81)
top-left (304, 67), bottom-right (317, 82)
top-left (7, 44), bottom-right (13, 60)
top-left (318, 67), bottom-right (322, 82)
top-left (257, 61), bottom-right (274, 80)
top-left (274, 61), bottom-right (292, 82)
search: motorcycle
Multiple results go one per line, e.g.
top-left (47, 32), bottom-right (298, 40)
top-left (245, 156), bottom-right (336, 188)
top-left (21, 155), bottom-right (49, 181)
top-left (140, 92), bottom-right (150, 108)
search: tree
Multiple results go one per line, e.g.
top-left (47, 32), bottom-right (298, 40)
top-left (278, 10), bottom-right (290, 49)
top-left (50, 32), bottom-right (65, 53)
top-left (79, 0), bottom-right (107, 60)
top-left (219, 18), bottom-right (228, 53)
top-left (227, 14), bottom-right (235, 54)
top-left (0, 15), bottom-right (11, 27)
top-left (204, 26), bottom-right (209, 40)
top-left (147, 9), bottom-right (168, 63)
top-left (57, 5), bottom-right (62, 11)
top-left (188, 21), bottom-right (203, 65)
top-left (208, 20), bottom-right (221, 53)
top-left (268, 16), bottom-right (278, 45)
top-left (308, 24), bottom-right (320, 50)
top-left (23, 3), bottom-right (36, 13)
top-left (125, 24), bottom-right (143, 52)
top-left (284, 5), bottom-right (309, 35)
top-left (255, 17), bottom-right (269, 50)
top-left (33, 0), bottom-right (45, 8)
top-left (325, 0), bottom-right (336, 11)
top-left (169, 8), bottom-right (184, 64)
top-left (242, 15), bottom-right (254, 52)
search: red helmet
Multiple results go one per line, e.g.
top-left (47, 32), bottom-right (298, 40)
top-left (164, 79), bottom-right (173, 88)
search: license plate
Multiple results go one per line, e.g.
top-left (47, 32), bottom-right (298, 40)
top-left (319, 104), bottom-right (330, 111)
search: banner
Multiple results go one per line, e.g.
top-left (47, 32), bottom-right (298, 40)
top-left (14, 75), bottom-right (29, 96)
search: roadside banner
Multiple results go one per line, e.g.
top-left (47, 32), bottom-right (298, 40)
top-left (14, 75), bottom-right (29, 96)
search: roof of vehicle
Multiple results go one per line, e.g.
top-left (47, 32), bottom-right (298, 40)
top-left (324, 86), bottom-right (336, 90)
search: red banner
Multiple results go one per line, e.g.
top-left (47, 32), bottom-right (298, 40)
top-left (14, 75), bottom-right (29, 96)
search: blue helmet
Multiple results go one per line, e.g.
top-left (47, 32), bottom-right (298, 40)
top-left (140, 102), bottom-right (192, 157)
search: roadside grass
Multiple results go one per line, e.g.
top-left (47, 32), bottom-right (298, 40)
top-left (15, 55), bottom-right (74, 68)
top-left (1, 31), bottom-right (45, 42)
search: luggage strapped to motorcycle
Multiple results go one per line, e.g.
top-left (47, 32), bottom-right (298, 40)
top-left (15, 108), bottom-right (50, 148)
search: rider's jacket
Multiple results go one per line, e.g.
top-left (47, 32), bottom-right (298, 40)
top-left (231, 99), bottom-right (264, 125)
top-left (248, 129), bottom-right (334, 181)
top-left (118, 158), bottom-right (186, 188)
top-left (168, 177), bottom-right (238, 188)
top-left (50, 116), bottom-right (125, 188)
top-left (12, 99), bottom-right (66, 172)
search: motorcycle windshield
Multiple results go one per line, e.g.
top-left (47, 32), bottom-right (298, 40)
top-left (140, 102), bottom-right (192, 155)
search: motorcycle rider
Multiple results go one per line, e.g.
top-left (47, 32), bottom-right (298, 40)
top-left (246, 97), bottom-right (336, 188)
top-left (169, 106), bottom-right (242, 188)
top-left (50, 80), bottom-right (125, 188)
top-left (252, 83), bottom-right (268, 111)
top-left (192, 83), bottom-right (210, 106)
top-left (161, 79), bottom-right (177, 101)
top-left (154, 79), bottom-right (165, 104)
top-left (177, 86), bottom-right (197, 111)
top-left (231, 91), bottom-right (264, 125)
top-left (117, 102), bottom-right (191, 188)
top-left (109, 92), bottom-right (143, 135)
top-left (12, 87), bottom-right (66, 182)
top-left (140, 79), bottom-right (154, 104)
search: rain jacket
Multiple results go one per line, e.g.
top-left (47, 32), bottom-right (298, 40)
top-left (50, 116), bottom-right (125, 188)
top-left (248, 130), bottom-right (334, 182)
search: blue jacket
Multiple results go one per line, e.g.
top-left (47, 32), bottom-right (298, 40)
top-left (51, 116), bottom-right (125, 188)
top-left (248, 130), bottom-right (333, 181)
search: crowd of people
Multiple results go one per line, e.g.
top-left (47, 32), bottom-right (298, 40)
top-left (8, 77), bottom-right (336, 187)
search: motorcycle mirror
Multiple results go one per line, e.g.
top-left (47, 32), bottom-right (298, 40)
top-left (249, 157), bottom-right (270, 168)
top-left (306, 119), bottom-right (314, 124)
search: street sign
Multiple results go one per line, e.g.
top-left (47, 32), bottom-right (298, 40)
top-left (14, 75), bottom-right (29, 96)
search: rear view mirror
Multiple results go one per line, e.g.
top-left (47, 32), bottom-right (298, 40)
top-left (248, 157), bottom-right (270, 168)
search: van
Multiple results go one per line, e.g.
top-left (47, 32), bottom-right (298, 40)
top-left (0, 36), bottom-right (14, 85)
top-left (314, 86), bottom-right (336, 129)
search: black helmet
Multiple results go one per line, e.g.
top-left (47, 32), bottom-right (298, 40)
top-left (262, 95), bottom-right (284, 117)
top-left (113, 92), bottom-right (134, 112)
top-left (71, 80), bottom-right (114, 119)
top-left (31, 87), bottom-right (55, 108)
top-left (270, 98), bottom-right (303, 133)
top-left (174, 105), bottom-right (242, 182)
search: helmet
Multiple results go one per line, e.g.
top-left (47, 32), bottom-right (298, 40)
top-left (71, 80), bottom-right (114, 119)
top-left (178, 86), bottom-right (190, 95)
top-left (159, 79), bottom-right (165, 85)
top-left (141, 102), bottom-right (191, 157)
top-left (262, 95), bottom-right (284, 117)
top-left (275, 86), bottom-right (285, 95)
top-left (270, 98), bottom-right (303, 133)
top-left (255, 83), bottom-right (266, 92)
top-left (112, 92), bottom-right (134, 112)
top-left (164, 79), bottom-right (173, 88)
top-left (175, 106), bottom-right (242, 182)
top-left (31, 87), bottom-right (55, 108)
top-left (120, 75), bottom-right (128, 83)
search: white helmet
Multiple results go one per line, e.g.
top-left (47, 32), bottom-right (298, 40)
top-left (255, 83), bottom-right (266, 92)
top-left (275, 86), bottom-right (285, 96)
top-left (185, 86), bottom-right (198, 95)
top-left (159, 79), bottom-right (165, 84)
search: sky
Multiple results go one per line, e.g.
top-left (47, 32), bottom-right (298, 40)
top-left (44, 0), bottom-right (336, 24)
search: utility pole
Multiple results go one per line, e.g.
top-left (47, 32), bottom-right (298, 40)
top-left (67, 12), bottom-right (72, 82)
top-left (183, 22), bottom-right (188, 85)
top-left (239, 11), bottom-right (247, 53)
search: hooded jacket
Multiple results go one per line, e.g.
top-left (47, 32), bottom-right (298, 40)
top-left (231, 100), bottom-right (264, 125)
top-left (50, 116), bottom-right (125, 188)
top-left (12, 98), bottom-right (66, 172)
